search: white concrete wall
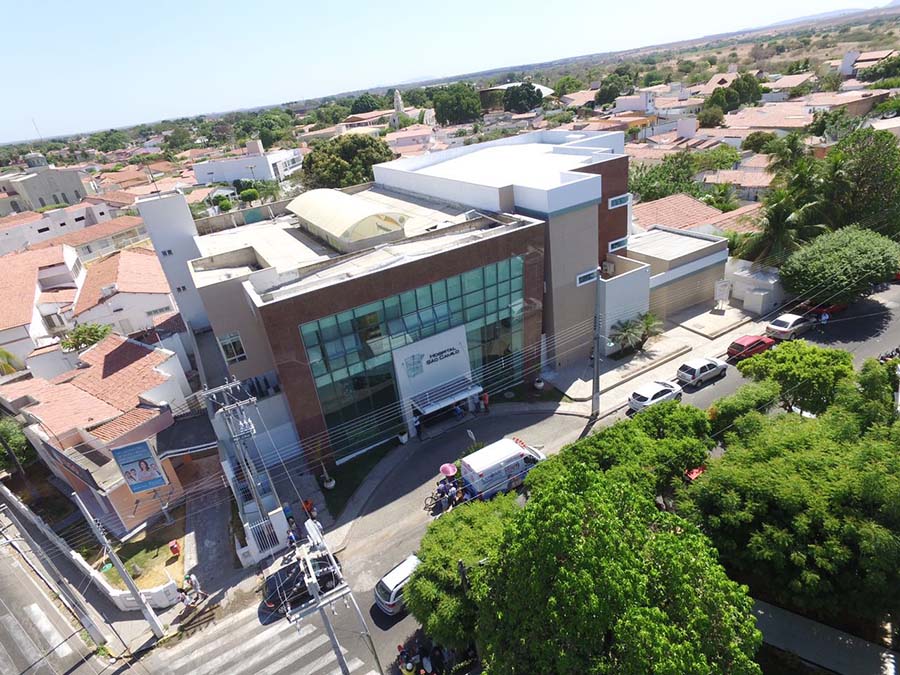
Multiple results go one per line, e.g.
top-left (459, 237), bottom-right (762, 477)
top-left (193, 156), bottom-right (276, 185)
top-left (246, 393), bottom-right (302, 470)
top-left (136, 193), bottom-right (210, 330)
top-left (0, 325), bottom-right (34, 366)
top-left (143, 353), bottom-right (191, 408)
top-left (74, 292), bottom-right (174, 336)
top-left (26, 348), bottom-right (78, 379)
top-left (598, 260), bottom-right (652, 356)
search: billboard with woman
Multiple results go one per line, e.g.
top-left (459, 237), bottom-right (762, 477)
top-left (111, 440), bottom-right (168, 494)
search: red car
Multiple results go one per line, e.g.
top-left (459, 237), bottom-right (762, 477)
top-left (727, 335), bottom-right (776, 360)
top-left (794, 301), bottom-right (848, 317)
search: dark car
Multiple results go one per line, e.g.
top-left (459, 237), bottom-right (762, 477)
top-left (262, 555), bottom-right (340, 615)
top-left (794, 301), bottom-right (849, 317)
top-left (727, 335), bottom-right (776, 360)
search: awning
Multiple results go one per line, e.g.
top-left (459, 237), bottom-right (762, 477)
top-left (411, 377), bottom-right (483, 416)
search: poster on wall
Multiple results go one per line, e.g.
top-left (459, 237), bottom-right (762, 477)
top-left (111, 440), bottom-right (168, 494)
top-left (392, 325), bottom-right (474, 408)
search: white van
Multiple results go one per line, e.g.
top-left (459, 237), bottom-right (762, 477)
top-left (374, 554), bottom-right (420, 615)
top-left (460, 438), bottom-right (546, 500)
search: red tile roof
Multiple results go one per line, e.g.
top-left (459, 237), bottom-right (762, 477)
top-left (89, 407), bottom-right (160, 442)
top-left (38, 288), bottom-right (77, 304)
top-left (74, 248), bottom-right (169, 316)
top-left (0, 211), bottom-right (43, 231)
top-left (632, 194), bottom-right (722, 231)
top-left (0, 247), bottom-right (66, 331)
top-left (31, 215), bottom-right (143, 250)
top-left (704, 170), bottom-right (774, 189)
top-left (23, 382), bottom-right (122, 438)
top-left (697, 202), bottom-right (764, 234)
top-left (28, 343), bottom-right (61, 358)
top-left (84, 191), bottom-right (137, 207)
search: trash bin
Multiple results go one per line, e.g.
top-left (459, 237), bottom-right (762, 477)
top-left (169, 539), bottom-right (181, 557)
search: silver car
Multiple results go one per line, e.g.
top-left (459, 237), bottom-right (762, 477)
top-left (628, 380), bottom-right (683, 413)
top-left (765, 313), bottom-right (814, 340)
top-left (676, 357), bottom-right (727, 387)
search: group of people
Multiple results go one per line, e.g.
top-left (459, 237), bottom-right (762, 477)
top-left (414, 392), bottom-right (491, 438)
top-left (177, 572), bottom-right (209, 612)
top-left (285, 498), bottom-right (319, 553)
top-left (436, 477), bottom-right (463, 513)
top-left (397, 637), bottom-right (468, 674)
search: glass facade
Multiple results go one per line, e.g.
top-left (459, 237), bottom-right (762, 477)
top-left (300, 256), bottom-right (526, 457)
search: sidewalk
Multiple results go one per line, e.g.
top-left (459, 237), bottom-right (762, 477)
top-left (755, 600), bottom-right (898, 675)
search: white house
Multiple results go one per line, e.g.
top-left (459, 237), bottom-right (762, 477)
top-left (0, 202), bottom-right (112, 255)
top-left (192, 140), bottom-right (303, 185)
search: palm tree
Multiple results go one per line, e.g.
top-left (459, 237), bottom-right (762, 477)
top-left (766, 132), bottom-right (808, 174)
top-left (701, 183), bottom-right (739, 212)
top-left (779, 156), bottom-right (822, 208)
top-left (0, 347), bottom-right (20, 375)
top-left (610, 318), bottom-right (645, 352)
top-left (737, 189), bottom-right (827, 266)
top-left (793, 152), bottom-right (853, 230)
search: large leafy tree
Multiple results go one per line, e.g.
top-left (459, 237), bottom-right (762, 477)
top-left (831, 128), bottom-right (900, 227)
top-left (432, 83), bottom-right (482, 125)
top-left (405, 494), bottom-right (518, 650)
top-left (299, 134), bottom-right (394, 189)
top-left (502, 83), bottom-right (544, 113)
top-left (61, 323), bottom-right (112, 352)
top-left (741, 131), bottom-right (777, 153)
top-left (628, 150), bottom-right (702, 201)
top-left (737, 340), bottom-right (854, 415)
top-left (554, 75), bottom-right (584, 97)
top-left (766, 132), bottom-right (808, 174)
top-left (778, 226), bottom-right (900, 304)
top-left (593, 74), bottom-right (632, 106)
top-left (350, 93), bottom-right (382, 115)
top-left (681, 411), bottom-right (900, 624)
top-left (86, 129), bottom-right (130, 153)
top-left (477, 464), bottom-right (762, 674)
top-left (0, 418), bottom-right (35, 473)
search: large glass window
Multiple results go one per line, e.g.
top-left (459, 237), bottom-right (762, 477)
top-left (218, 332), bottom-right (247, 365)
top-left (299, 255), bottom-right (527, 458)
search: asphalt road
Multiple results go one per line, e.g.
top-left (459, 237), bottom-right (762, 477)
top-left (0, 541), bottom-right (99, 675)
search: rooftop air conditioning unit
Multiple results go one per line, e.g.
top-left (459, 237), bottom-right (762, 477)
top-left (100, 283), bottom-right (117, 298)
top-left (601, 261), bottom-right (616, 277)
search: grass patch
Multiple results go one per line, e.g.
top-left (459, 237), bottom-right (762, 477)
top-left (101, 505), bottom-right (185, 590)
top-left (4, 462), bottom-right (76, 526)
top-left (321, 442), bottom-right (395, 519)
top-left (498, 382), bottom-right (573, 404)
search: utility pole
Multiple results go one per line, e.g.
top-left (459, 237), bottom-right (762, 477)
top-left (290, 519), bottom-right (385, 675)
top-left (0, 504), bottom-right (106, 646)
top-left (71, 492), bottom-right (165, 639)
top-left (591, 264), bottom-right (602, 418)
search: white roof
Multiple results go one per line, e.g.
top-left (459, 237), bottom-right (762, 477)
top-left (381, 554), bottom-right (420, 590)
top-left (481, 82), bottom-right (555, 98)
top-left (681, 357), bottom-right (721, 370)
top-left (632, 380), bottom-right (676, 397)
top-left (462, 438), bottom-right (528, 474)
top-left (773, 313), bottom-right (802, 322)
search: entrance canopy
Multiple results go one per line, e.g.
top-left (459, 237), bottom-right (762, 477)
top-left (411, 376), bottom-right (482, 416)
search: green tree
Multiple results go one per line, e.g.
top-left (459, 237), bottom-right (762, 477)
top-left (693, 144), bottom-right (740, 172)
top-left (737, 189), bottom-right (826, 265)
top-left (0, 347), bottom-right (20, 375)
top-left (239, 188), bottom-right (259, 203)
top-left (258, 127), bottom-right (283, 150)
top-left (708, 380), bottom-right (780, 438)
top-left (831, 128), bottom-right (900, 226)
top-left (432, 83), bottom-right (482, 125)
top-left (503, 82), bottom-right (544, 113)
top-left (217, 198), bottom-right (233, 212)
top-left (628, 150), bottom-right (702, 201)
top-left (858, 53), bottom-right (900, 81)
top-left (738, 340), bottom-right (854, 414)
top-left (253, 179), bottom-right (281, 202)
top-left (681, 411), bottom-right (900, 623)
top-left (594, 74), bottom-right (631, 106)
top-left (833, 358), bottom-right (897, 430)
top-left (554, 75), bottom-right (584, 96)
top-left (701, 183), bottom-right (739, 212)
top-left (86, 129), bottom-right (130, 153)
top-left (807, 108), bottom-right (859, 142)
top-left (741, 131), bottom-right (777, 153)
top-left (350, 93), bottom-right (381, 114)
top-left (61, 324), bottom-right (112, 352)
top-left (478, 466), bottom-right (762, 674)
top-left (299, 134), bottom-right (394, 189)
top-left (163, 127), bottom-right (193, 152)
top-left (779, 226), bottom-right (900, 304)
top-left (610, 312), bottom-right (662, 352)
top-left (766, 132), bottom-right (808, 174)
top-left (0, 418), bottom-right (35, 473)
top-left (405, 495), bottom-right (518, 650)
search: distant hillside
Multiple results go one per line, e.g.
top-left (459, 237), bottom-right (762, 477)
top-left (766, 8), bottom-right (868, 28)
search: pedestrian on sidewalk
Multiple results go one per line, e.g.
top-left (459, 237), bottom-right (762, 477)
top-left (177, 588), bottom-right (196, 612)
top-left (302, 498), bottom-right (318, 520)
top-left (819, 311), bottom-right (830, 332)
top-left (480, 391), bottom-right (490, 414)
top-left (453, 402), bottom-right (464, 419)
top-left (287, 529), bottom-right (298, 552)
top-left (447, 483), bottom-right (458, 512)
top-left (413, 414), bottom-right (422, 437)
top-left (185, 573), bottom-right (209, 600)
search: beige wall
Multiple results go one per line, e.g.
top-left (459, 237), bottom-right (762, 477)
top-left (197, 276), bottom-right (277, 381)
top-left (545, 205), bottom-right (600, 367)
top-left (649, 262), bottom-right (725, 320)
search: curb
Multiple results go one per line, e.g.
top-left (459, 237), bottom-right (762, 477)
top-left (563, 344), bottom-right (694, 402)
top-left (677, 314), bottom-right (755, 341)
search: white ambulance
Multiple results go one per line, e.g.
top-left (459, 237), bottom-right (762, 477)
top-left (459, 437), bottom-right (546, 500)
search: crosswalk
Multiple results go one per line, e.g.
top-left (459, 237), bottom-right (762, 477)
top-left (154, 603), bottom-right (379, 675)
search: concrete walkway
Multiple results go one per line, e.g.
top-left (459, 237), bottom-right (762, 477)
top-left (755, 601), bottom-right (898, 675)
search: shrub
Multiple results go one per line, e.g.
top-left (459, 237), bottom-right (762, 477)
top-left (708, 380), bottom-right (780, 439)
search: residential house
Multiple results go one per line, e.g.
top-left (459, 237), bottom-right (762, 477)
top-left (0, 334), bottom-right (191, 538)
top-left (723, 102), bottom-right (813, 134)
top-left (384, 124), bottom-right (437, 157)
top-left (193, 140), bottom-right (303, 184)
top-left (653, 95), bottom-right (704, 118)
top-left (31, 215), bottom-right (149, 262)
top-left (560, 88), bottom-right (598, 109)
top-left (840, 49), bottom-right (897, 77)
top-left (70, 249), bottom-right (174, 336)
top-left (0, 153), bottom-right (92, 216)
top-left (704, 169), bottom-right (774, 201)
top-left (803, 89), bottom-right (890, 117)
top-left (870, 116), bottom-right (900, 139)
top-left (695, 71), bottom-right (741, 97)
top-left (764, 72), bottom-right (817, 102)
top-left (632, 193), bottom-right (763, 236)
top-left (0, 202), bottom-right (112, 256)
top-left (84, 190), bottom-right (137, 216)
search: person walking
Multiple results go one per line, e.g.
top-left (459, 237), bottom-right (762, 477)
top-left (447, 483), bottom-right (458, 512)
top-left (287, 528), bottom-right (299, 552)
top-left (413, 414), bottom-right (422, 437)
top-left (177, 588), bottom-right (196, 615)
top-left (302, 498), bottom-right (318, 520)
top-left (480, 391), bottom-right (490, 414)
top-left (185, 573), bottom-right (209, 600)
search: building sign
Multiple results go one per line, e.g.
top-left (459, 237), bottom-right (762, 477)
top-left (714, 279), bottom-right (732, 303)
top-left (392, 325), bottom-right (472, 404)
top-left (111, 440), bottom-right (168, 495)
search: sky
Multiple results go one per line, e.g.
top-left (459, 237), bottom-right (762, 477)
top-left (1, 0), bottom-right (876, 143)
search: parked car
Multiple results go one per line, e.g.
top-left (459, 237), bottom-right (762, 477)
top-left (627, 380), bottom-right (683, 413)
top-left (374, 554), bottom-right (421, 616)
top-left (765, 313), bottom-right (814, 340)
top-left (262, 554), bottom-right (340, 615)
top-left (727, 335), bottom-right (777, 360)
top-left (675, 357), bottom-right (727, 387)
top-left (460, 438), bottom-right (546, 501)
top-left (794, 301), bottom-right (848, 317)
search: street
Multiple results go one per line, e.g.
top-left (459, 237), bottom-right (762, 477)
top-left (0, 542), bottom-right (99, 674)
